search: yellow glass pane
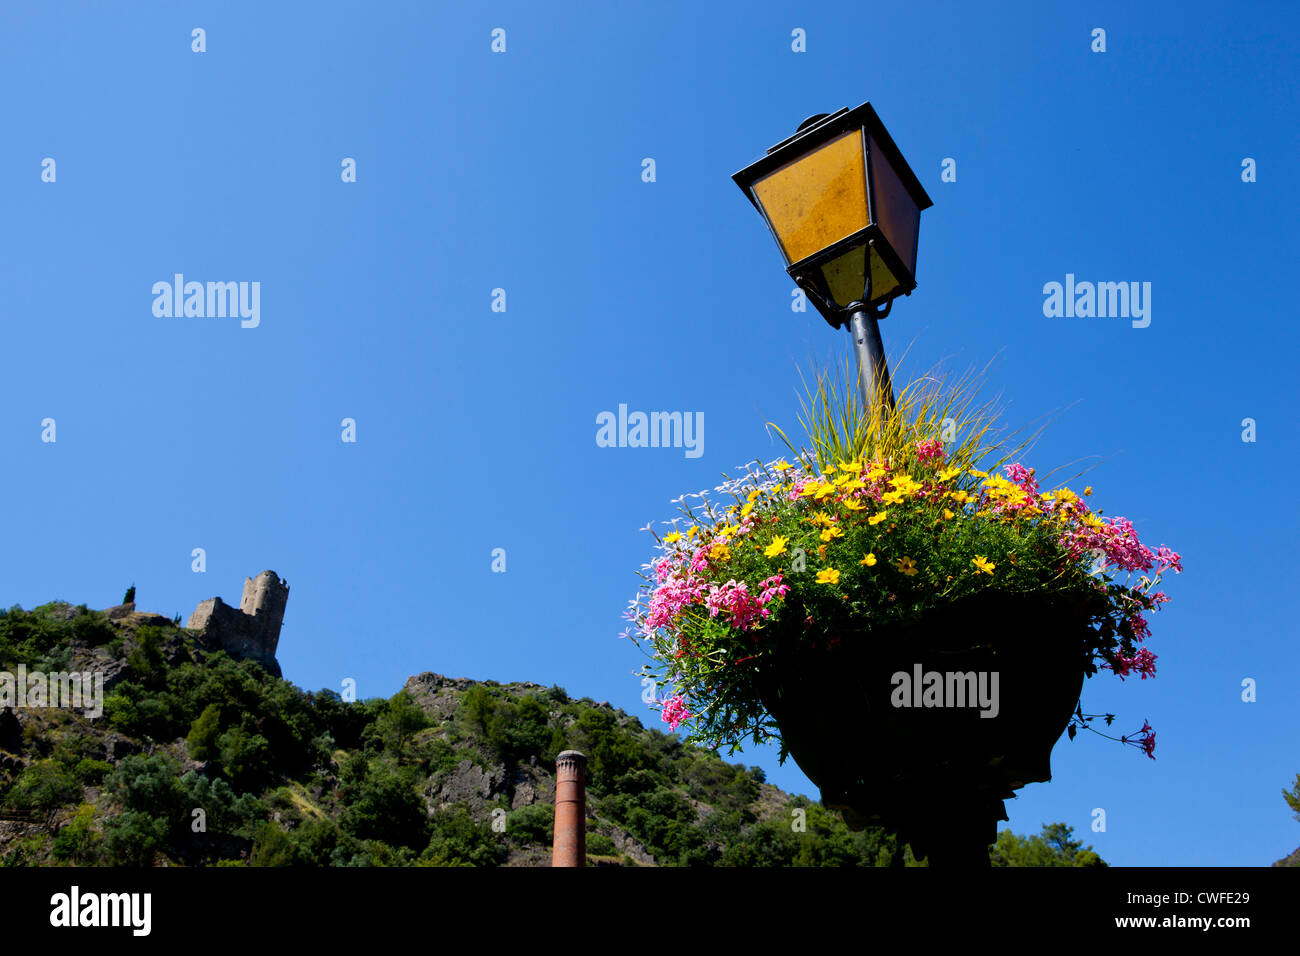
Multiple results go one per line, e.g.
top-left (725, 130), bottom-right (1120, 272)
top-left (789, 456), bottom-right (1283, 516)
top-left (820, 246), bottom-right (865, 308)
top-left (868, 133), bottom-right (920, 277)
top-left (819, 243), bottom-right (901, 309)
top-left (752, 130), bottom-right (869, 265)
top-left (869, 245), bottom-right (901, 303)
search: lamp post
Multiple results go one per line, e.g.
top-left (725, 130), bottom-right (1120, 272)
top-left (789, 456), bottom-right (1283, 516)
top-left (732, 103), bottom-right (933, 413)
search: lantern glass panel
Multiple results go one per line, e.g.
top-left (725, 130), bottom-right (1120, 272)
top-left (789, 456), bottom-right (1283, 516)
top-left (751, 130), bottom-right (868, 266)
top-left (868, 133), bottom-right (921, 278)
top-left (818, 243), bottom-right (901, 309)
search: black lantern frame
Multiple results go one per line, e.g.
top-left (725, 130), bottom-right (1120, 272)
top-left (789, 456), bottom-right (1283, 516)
top-left (732, 102), bottom-right (934, 330)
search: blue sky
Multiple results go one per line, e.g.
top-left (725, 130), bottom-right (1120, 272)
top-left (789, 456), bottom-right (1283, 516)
top-left (1, 1), bottom-right (1297, 866)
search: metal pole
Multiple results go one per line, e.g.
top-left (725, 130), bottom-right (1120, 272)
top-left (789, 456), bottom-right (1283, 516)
top-left (848, 309), bottom-right (895, 413)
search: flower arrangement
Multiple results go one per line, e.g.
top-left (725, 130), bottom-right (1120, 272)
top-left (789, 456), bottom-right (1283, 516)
top-left (624, 363), bottom-right (1180, 764)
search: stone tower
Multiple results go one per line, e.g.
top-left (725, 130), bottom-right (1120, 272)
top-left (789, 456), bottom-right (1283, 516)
top-left (186, 570), bottom-right (289, 677)
top-left (239, 570), bottom-right (290, 654)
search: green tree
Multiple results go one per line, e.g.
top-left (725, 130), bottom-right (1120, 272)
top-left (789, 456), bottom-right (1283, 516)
top-left (1282, 774), bottom-right (1300, 823)
top-left (339, 760), bottom-right (428, 850)
top-left (186, 703), bottom-right (222, 761)
top-left (989, 822), bottom-right (1107, 867)
top-left (52, 803), bottom-right (100, 863)
top-left (368, 691), bottom-right (430, 758)
top-left (421, 807), bottom-right (507, 866)
top-left (2, 760), bottom-right (79, 812)
top-left (102, 810), bottom-right (169, 866)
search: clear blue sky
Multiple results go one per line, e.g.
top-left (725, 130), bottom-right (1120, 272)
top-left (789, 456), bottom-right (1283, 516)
top-left (1, 1), bottom-right (1296, 866)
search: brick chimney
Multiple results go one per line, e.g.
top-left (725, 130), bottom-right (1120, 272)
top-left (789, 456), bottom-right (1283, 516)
top-left (552, 750), bottom-right (587, 867)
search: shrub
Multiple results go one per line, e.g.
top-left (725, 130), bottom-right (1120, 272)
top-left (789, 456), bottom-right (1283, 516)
top-left (506, 803), bottom-right (553, 845)
top-left (52, 802), bottom-right (99, 863)
top-left (422, 807), bottom-right (506, 866)
top-left (587, 832), bottom-right (616, 855)
top-left (3, 759), bottom-right (80, 812)
top-left (101, 810), bottom-right (169, 866)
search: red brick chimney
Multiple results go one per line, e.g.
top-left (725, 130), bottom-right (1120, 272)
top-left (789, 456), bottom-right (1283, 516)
top-left (552, 750), bottom-right (587, 867)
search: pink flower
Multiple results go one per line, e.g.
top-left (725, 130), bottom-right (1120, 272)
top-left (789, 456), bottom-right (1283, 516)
top-left (916, 439), bottom-right (945, 466)
top-left (1109, 647), bottom-right (1157, 681)
top-left (1004, 462), bottom-right (1038, 496)
top-left (1155, 546), bottom-right (1183, 574)
top-left (757, 573), bottom-right (789, 606)
top-left (661, 695), bottom-right (692, 732)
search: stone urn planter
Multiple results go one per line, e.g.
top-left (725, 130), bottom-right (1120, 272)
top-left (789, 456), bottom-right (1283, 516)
top-left (754, 589), bottom-right (1092, 865)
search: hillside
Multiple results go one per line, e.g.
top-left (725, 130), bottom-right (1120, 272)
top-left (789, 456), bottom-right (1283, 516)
top-left (0, 598), bottom-right (1105, 866)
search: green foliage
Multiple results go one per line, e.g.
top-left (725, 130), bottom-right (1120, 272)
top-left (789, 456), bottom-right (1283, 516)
top-left (52, 803), bottom-right (100, 863)
top-left (456, 686), bottom-right (554, 766)
top-left (186, 703), bottom-right (222, 761)
top-left (421, 807), bottom-right (507, 866)
top-left (506, 803), bottom-right (553, 845)
top-left (179, 771), bottom-right (263, 838)
top-left (2, 759), bottom-right (80, 812)
top-left (126, 625), bottom-right (167, 682)
top-left (365, 691), bottom-right (431, 759)
top-left (105, 754), bottom-right (186, 820)
top-left (1283, 773), bottom-right (1300, 823)
top-left (0, 604), bottom-right (113, 669)
top-left (101, 810), bottom-right (169, 866)
top-left (989, 822), bottom-right (1107, 867)
top-left (339, 759), bottom-right (428, 850)
top-left (74, 759), bottom-right (114, 786)
top-left (586, 832), bottom-right (616, 855)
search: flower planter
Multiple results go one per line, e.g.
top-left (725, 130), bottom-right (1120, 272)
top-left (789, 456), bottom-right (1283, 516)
top-left (753, 588), bottom-right (1091, 862)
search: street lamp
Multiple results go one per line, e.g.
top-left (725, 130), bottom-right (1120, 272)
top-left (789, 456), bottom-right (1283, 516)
top-left (732, 103), bottom-right (933, 411)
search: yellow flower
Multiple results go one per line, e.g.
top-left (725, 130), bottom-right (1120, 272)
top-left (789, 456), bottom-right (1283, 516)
top-left (820, 526), bottom-right (844, 542)
top-left (814, 483), bottom-right (837, 500)
top-left (663, 531), bottom-right (683, 544)
top-left (841, 478), bottom-right (866, 493)
top-left (843, 498), bottom-right (866, 511)
top-left (860, 553), bottom-right (877, 567)
top-left (687, 525), bottom-right (700, 540)
top-left (881, 490), bottom-right (905, 506)
top-left (936, 466), bottom-right (962, 483)
top-left (764, 535), bottom-right (789, 558)
top-left (868, 511), bottom-right (889, 526)
top-left (971, 555), bottom-right (995, 575)
top-left (709, 541), bottom-right (731, 561)
top-left (1054, 488), bottom-right (1078, 505)
top-left (942, 508), bottom-right (955, 520)
top-left (895, 556), bottom-right (918, 576)
top-left (948, 490), bottom-right (972, 504)
top-left (718, 523), bottom-right (740, 537)
top-left (866, 463), bottom-right (888, 481)
top-left (815, 568), bottom-right (841, 585)
top-left (809, 511), bottom-right (834, 528)
top-left (740, 501), bottom-right (754, 517)
top-left (1083, 485), bottom-right (1094, 496)
top-left (775, 460), bottom-right (793, 471)
top-left (969, 469), bottom-right (989, 478)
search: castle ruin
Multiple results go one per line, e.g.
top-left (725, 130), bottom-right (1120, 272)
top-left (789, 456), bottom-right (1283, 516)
top-left (187, 570), bottom-right (289, 677)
